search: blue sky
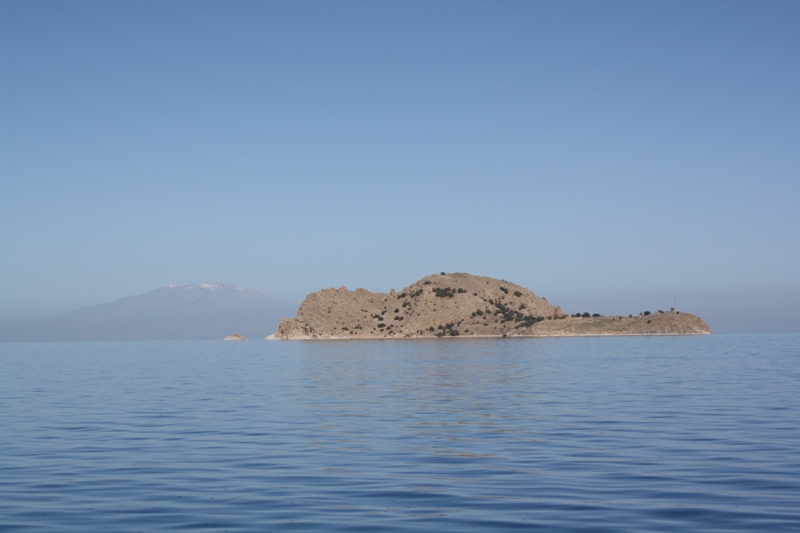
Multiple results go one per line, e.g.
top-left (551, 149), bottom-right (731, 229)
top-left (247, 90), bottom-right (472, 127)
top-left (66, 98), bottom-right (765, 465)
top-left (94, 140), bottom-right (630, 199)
top-left (2, 0), bottom-right (798, 333)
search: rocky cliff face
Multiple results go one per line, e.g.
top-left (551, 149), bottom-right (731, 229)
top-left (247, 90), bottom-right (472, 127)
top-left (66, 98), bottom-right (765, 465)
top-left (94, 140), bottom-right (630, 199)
top-left (269, 273), bottom-right (711, 339)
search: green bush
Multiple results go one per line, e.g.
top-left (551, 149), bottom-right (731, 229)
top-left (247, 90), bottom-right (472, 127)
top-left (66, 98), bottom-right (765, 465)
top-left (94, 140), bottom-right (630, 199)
top-left (500, 287), bottom-right (509, 294)
top-left (516, 315), bottom-right (545, 328)
top-left (513, 290), bottom-right (523, 297)
top-left (433, 287), bottom-right (456, 298)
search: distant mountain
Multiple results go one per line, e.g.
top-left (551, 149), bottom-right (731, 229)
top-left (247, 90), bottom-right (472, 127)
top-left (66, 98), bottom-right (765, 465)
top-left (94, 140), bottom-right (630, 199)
top-left (0, 282), bottom-right (298, 342)
top-left (270, 272), bottom-right (711, 340)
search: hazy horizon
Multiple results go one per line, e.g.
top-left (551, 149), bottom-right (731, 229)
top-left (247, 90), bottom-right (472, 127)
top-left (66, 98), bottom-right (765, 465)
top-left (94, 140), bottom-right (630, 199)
top-left (2, 278), bottom-right (797, 336)
top-left (2, 1), bottom-right (798, 334)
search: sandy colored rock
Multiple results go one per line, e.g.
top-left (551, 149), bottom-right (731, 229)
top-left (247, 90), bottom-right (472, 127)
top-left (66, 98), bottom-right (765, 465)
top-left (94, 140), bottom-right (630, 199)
top-left (526, 312), bottom-right (711, 337)
top-left (269, 273), bottom-right (711, 340)
top-left (222, 334), bottom-right (247, 341)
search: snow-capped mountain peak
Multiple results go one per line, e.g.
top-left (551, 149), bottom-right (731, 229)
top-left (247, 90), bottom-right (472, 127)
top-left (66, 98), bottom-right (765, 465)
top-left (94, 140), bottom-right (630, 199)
top-left (165, 282), bottom-right (238, 291)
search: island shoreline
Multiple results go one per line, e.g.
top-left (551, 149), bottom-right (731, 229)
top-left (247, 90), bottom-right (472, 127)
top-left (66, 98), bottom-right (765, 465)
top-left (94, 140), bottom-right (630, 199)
top-left (268, 273), bottom-right (712, 340)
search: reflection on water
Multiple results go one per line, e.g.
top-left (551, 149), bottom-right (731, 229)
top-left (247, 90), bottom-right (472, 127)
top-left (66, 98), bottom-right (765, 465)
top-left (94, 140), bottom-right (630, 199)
top-left (1, 335), bottom-right (799, 532)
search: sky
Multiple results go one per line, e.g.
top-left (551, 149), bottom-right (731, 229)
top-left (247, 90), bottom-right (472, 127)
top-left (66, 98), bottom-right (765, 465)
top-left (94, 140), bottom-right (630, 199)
top-left (1, 0), bottom-right (798, 333)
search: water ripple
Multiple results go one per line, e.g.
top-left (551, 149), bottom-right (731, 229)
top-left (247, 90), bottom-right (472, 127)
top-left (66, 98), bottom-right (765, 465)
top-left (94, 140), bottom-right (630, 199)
top-left (1, 334), bottom-right (799, 531)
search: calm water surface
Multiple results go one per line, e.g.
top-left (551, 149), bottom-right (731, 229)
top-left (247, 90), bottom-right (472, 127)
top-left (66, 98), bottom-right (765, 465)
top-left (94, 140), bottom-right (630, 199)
top-left (1, 334), bottom-right (798, 531)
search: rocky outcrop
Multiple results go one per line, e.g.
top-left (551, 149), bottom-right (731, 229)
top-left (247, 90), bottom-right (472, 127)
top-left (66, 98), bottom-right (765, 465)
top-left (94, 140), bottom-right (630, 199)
top-left (529, 311), bottom-right (711, 336)
top-left (222, 334), bottom-right (247, 341)
top-left (268, 273), bottom-right (711, 339)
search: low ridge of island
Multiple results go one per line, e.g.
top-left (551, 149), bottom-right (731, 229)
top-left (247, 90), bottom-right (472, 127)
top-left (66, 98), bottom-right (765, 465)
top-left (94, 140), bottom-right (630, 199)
top-left (268, 273), bottom-right (711, 340)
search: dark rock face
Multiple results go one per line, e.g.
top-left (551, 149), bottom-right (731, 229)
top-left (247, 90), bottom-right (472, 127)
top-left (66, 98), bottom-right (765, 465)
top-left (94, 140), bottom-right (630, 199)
top-left (0, 282), bottom-right (297, 341)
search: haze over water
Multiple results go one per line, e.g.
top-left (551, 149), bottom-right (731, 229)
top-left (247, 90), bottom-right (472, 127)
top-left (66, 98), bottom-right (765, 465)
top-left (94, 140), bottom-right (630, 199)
top-left (1, 335), bottom-right (798, 531)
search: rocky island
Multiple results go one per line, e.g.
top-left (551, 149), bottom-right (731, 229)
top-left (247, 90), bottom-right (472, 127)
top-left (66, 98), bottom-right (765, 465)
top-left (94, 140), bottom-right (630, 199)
top-left (268, 273), bottom-right (711, 340)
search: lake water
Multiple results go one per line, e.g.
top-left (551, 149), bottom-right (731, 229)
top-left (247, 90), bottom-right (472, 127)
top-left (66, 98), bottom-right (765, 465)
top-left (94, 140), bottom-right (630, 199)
top-left (1, 334), bottom-right (798, 532)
